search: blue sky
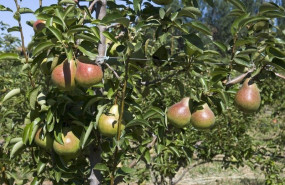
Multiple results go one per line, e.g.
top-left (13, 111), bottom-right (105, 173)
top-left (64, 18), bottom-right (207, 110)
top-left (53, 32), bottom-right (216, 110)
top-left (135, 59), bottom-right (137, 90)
top-left (0, 0), bottom-right (58, 45)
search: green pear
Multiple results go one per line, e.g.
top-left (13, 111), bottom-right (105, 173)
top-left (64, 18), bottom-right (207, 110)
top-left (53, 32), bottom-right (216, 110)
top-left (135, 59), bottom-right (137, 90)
top-left (53, 128), bottom-right (80, 160)
top-left (167, 97), bottom-right (191, 128)
top-left (34, 128), bottom-right (53, 151)
top-left (191, 103), bottom-right (215, 129)
top-left (98, 104), bottom-right (125, 137)
top-left (235, 78), bottom-right (261, 113)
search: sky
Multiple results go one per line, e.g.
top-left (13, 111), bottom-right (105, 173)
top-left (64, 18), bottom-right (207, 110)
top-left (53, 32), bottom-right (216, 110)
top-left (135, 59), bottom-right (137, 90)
top-left (0, 0), bottom-right (58, 46)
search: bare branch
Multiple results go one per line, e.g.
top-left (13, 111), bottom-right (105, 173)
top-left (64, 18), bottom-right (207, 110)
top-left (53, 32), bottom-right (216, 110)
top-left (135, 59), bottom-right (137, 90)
top-left (103, 63), bottom-right (120, 79)
top-left (275, 72), bottom-right (285, 80)
top-left (225, 69), bottom-right (254, 86)
top-left (171, 161), bottom-right (208, 185)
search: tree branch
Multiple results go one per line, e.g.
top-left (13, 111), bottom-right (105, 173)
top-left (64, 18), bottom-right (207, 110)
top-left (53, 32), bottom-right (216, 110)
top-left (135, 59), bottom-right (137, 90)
top-left (14, 0), bottom-right (35, 88)
top-left (103, 63), bottom-right (120, 79)
top-left (88, 0), bottom-right (107, 185)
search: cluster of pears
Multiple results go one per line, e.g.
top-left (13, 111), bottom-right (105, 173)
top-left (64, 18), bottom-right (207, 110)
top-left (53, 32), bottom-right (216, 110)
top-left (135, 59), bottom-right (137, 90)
top-left (98, 104), bottom-right (125, 137)
top-left (234, 78), bottom-right (261, 113)
top-left (167, 97), bottom-right (216, 129)
top-left (51, 56), bottom-right (103, 91)
top-left (34, 127), bottom-right (80, 160)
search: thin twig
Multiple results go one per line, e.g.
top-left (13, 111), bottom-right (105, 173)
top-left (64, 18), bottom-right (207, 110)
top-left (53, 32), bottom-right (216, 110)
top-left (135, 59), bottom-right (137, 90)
top-left (14, 0), bottom-right (35, 88)
top-left (171, 161), bottom-right (208, 185)
top-left (103, 63), bottom-right (120, 79)
top-left (275, 72), bottom-right (285, 80)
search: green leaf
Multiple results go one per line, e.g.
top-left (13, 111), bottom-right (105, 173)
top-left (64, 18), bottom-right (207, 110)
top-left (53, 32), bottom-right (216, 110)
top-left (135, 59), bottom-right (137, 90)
top-left (37, 161), bottom-right (46, 175)
top-left (227, 0), bottom-right (246, 12)
top-left (0, 5), bottom-right (12, 12)
top-left (159, 8), bottom-right (165, 19)
top-left (178, 7), bottom-right (201, 18)
top-left (22, 123), bottom-right (32, 145)
top-left (189, 21), bottom-right (212, 36)
top-left (103, 31), bottom-right (117, 43)
top-left (119, 166), bottom-right (136, 174)
top-left (30, 87), bottom-right (40, 110)
top-left (169, 146), bottom-right (180, 157)
top-left (10, 140), bottom-right (25, 158)
top-left (271, 58), bottom-right (285, 71)
top-left (2, 88), bottom-right (21, 103)
top-left (133, 0), bottom-right (141, 12)
top-left (33, 42), bottom-right (55, 57)
top-left (100, 12), bottom-right (130, 27)
top-left (126, 119), bottom-right (151, 128)
top-left (46, 26), bottom-right (63, 41)
top-left (7, 26), bottom-right (20, 33)
top-left (94, 163), bottom-right (108, 171)
top-left (19, 7), bottom-right (33, 14)
top-left (59, 0), bottom-right (76, 4)
top-left (31, 177), bottom-right (40, 185)
top-left (231, 13), bottom-right (249, 35)
top-left (0, 53), bottom-right (20, 60)
top-left (259, 2), bottom-right (280, 14)
top-left (29, 118), bottom-right (41, 145)
top-left (77, 46), bottom-right (97, 60)
top-left (13, 12), bottom-right (20, 22)
top-left (81, 121), bottom-right (94, 149)
top-left (266, 47), bottom-right (285, 58)
top-left (213, 41), bottom-right (227, 53)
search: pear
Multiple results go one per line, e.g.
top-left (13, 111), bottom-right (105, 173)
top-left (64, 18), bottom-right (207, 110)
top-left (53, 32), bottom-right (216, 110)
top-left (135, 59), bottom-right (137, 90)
top-left (33, 20), bottom-right (45, 32)
top-left (235, 78), bottom-right (261, 113)
top-left (53, 128), bottom-right (80, 159)
top-left (191, 103), bottom-right (215, 129)
top-left (51, 60), bottom-right (76, 91)
top-left (34, 128), bottom-right (53, 151)
top-left (167, 97), bottom-right (191, 128)
top-left (75, 56), bottom-right (103, 87)
top-left (98, 104), bottom-right (125, 137)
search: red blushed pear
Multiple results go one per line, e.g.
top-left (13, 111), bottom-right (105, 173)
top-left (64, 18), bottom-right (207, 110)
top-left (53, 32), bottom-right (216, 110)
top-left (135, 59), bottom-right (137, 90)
top-left (191, 103), bottom-right (215, 129)
top-left (51, 60), bottom-right (76, 91)
top-left (167, 97), bottom-right (191, 128)
top-left (75, 56), bottom-right (103, 87)
top-left (53, 128), bottom-right (80, 160)
top-left (235, 78), bottom-right (261, 113)
top-left (33, 20), bottom-right (45, 32)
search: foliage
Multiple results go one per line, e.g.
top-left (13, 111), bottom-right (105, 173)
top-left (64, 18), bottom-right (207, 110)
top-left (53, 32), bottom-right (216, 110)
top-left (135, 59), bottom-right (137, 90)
top-left (0, 0), bottom-right (284, 184)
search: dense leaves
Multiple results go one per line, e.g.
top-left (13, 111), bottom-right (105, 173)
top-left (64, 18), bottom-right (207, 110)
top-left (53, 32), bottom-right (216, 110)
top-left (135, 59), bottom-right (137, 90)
top-left (0, 0), bottom-right (285, 184)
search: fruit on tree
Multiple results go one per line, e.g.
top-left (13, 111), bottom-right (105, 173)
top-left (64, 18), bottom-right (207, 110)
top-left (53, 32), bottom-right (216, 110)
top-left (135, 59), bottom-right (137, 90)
top-left (53, 128), bottom-right (80, 159)
top-left (234, 78), bottom-right (261, 113)
top-left (98, 104), bottom-right (125, 137)
top-left (167, 97), bottom-right (191, 128)
top-left (51, 60), bottom-right (76, 91)
top-left (75, 56), bottom-right (103, 87)
top-left (34, 128), bottom-right (53, 151)
top-left (152, 0), bottom-right (173, 5)
top-left (33, 20), bottom-right (45, 32)
top-left (191, 103), bottom-right (215, 129)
